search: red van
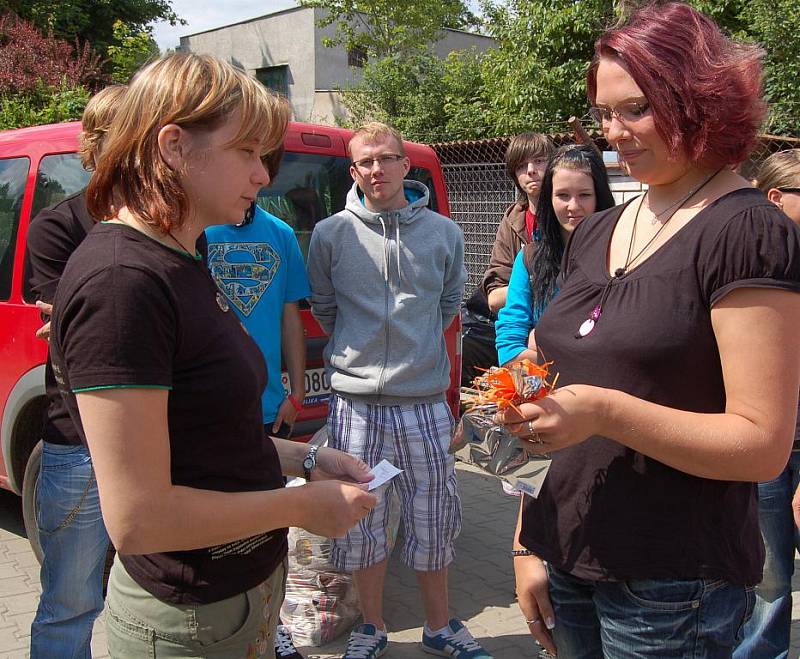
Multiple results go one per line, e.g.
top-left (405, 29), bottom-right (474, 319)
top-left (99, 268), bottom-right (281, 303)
top-left (0, 120), bottom-right (462, 555)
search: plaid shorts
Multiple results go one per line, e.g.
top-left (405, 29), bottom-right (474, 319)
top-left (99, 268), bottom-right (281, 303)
top-left (328, 394), bottom-right (462, 572)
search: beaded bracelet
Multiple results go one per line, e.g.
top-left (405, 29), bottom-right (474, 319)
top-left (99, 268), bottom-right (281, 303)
top-left (511, 549), bottom-right (536, 557)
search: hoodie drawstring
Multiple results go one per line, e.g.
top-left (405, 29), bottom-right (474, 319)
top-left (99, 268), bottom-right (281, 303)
top-left (377, 215), bottom-right (402, 285)
top-left (395, 220), bottom-right (402, 283)
top-left (378, 216), bottom-right (389, 283)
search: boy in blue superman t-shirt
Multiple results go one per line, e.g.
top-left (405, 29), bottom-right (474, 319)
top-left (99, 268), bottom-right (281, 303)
top-left (206, 204), bottom-right (311, 437)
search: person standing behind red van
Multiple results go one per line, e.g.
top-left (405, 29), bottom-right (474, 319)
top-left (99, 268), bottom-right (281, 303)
top-left (308, 122), bottom-right (490, 659)
top-left (25, 85), bottom-right (126, 659)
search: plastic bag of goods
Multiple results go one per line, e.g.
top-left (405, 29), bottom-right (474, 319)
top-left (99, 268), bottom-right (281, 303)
top-left (279, 476), bottom-right (358, 646)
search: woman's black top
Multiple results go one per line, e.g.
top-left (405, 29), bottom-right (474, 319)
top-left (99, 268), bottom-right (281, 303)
top-left (50, 222), bottom-right (286, 604)
top-left (522, 188), bottom-right (800, 585)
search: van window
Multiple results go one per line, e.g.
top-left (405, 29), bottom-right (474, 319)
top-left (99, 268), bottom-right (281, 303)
top-left (30, 153), bottom-right (91, 220)
top-left (0, 157), bottom-right (30, 300)
top-left (257, 152), bottom-right (438, 261)
top-left (21, 154), bottom-right (93, 302)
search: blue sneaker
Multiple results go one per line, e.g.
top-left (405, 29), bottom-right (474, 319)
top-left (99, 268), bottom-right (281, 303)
top-left (342, 623), bottom-right (388, 659)
top-left (422, 619), bottom-right (493, 658)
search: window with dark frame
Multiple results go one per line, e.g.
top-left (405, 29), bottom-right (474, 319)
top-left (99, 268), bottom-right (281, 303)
top-left (347, 46), bottom-right (367, 68)
top-left (255, 65), bottom-right (289, 97)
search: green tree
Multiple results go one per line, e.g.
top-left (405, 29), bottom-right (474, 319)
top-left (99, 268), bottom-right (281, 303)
top-left (337, 50), bottom-right (490, 142)
top-left (0, 0), bottom-right (182, 59)
top-left (480, 0), bottom-right (615, 135)
top-left (299, 0), bottom-right (477, 58)
top-left (107, 20), bottom-right (160, 83)
top-left (737, 0), bottom-right (800, 135)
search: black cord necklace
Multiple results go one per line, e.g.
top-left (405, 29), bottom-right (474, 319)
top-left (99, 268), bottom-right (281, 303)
top-left (575, 168), bottom-right (722, 339)
top-left (168, 230), bottom-right (230, 313)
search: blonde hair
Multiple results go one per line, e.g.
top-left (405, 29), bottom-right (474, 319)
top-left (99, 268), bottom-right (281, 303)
top-left (756, 149), bottom-right (800, 193)
top-left (87, 53), bottom-right (290, 233)
top-left (78, 85), bottom-right (128, 171)
top-left (348, 121), bottom-right (405, 157)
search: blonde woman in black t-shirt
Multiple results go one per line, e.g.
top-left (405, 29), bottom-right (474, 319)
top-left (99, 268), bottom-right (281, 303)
top-left (49, 53), bottom-right (377, 658)
top-left (499, 4), bottom-right (800, 658)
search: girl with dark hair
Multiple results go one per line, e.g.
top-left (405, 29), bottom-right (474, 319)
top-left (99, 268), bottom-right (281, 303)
top-left (495, 145), bottom-right (615, 365)
top-left (500, 3), bottom-right (800, 657)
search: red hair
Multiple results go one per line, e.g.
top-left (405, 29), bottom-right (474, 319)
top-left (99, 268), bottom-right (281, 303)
top-left (587, 1), bottom-right (766, 168)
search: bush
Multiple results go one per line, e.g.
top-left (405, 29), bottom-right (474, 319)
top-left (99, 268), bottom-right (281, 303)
top-left (0, 82), bottom-right (90, 130)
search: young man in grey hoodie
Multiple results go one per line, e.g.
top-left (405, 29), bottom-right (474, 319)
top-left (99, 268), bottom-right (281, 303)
top-left (308, 122), bottom-right (491, 659)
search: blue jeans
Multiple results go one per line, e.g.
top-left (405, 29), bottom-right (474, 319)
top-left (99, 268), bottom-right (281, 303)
top-left (546, 565), bottom-right (754, 658)
top-left (30, 442), bottom-right (110, 659)
top-left (734, 449), bottom-right (800, 659)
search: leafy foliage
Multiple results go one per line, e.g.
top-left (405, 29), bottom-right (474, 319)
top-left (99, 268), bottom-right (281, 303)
top-left (0, 0), bottom-right (182, 59)
top-left (0, 81), bottom-right (90, 130)
top-left (737, 0), bottom-right (800, 135)
top-left (107, 20), bottom-right (160, 84)
top-left (0, 12), bottom-right (99, 129)
top-left (299, 0), bottom-right (477, 58)
top-left (479, 0), bottom-right (616, 135)
top-left (0, 11), bottom-right (103, 95)
top-left (338, 50), bottom-right (490, 142)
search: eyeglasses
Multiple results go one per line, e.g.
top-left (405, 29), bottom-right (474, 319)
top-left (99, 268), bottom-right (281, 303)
top-left (777, 187), bottom-right (800, 194)
top-left (589, 101), bottom-right (650, 127)
top-left (352, 154), bottom-right (405, 171)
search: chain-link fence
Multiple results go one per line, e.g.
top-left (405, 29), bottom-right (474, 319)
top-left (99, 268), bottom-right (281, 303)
top-left (432, 131), bottom-right (800, 293)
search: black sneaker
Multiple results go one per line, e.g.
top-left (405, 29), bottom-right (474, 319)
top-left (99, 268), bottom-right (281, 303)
top-left (274, 624), bottom-right (304, 659)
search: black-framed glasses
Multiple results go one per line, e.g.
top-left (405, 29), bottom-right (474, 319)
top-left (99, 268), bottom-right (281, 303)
top-left (778, 187), bottom-right (800, 194)
top-left (352, 154), bottom-right (405, 171)
top-left (589, 101), bottom-right (650, 126)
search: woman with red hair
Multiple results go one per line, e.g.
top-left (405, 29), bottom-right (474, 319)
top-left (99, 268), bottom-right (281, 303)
top-left (501, 3), bottom-right (800, 657)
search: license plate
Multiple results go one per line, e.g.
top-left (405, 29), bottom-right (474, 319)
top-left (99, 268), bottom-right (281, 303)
top-left (281, 367), bottom-right (331, 406)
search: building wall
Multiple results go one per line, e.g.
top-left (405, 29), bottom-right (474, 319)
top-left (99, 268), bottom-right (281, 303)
top-left (180, 7), bottom-right (495, 125)
top-left (180, 7), bottom-right (319, 121)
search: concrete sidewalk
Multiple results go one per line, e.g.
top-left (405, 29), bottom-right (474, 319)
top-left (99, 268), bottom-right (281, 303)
top-left (1, 463), bottom-right (799, 658)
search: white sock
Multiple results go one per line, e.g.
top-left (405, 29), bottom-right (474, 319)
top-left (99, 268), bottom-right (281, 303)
top-left (424, 622), bottom-right (452, 637)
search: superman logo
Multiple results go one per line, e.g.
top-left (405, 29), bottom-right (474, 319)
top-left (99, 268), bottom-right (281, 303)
top-left (207, 242), bottom-right (281, 316)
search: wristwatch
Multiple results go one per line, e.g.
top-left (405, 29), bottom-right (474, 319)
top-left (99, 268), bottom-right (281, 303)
top-left (303, 445), bottom-right (320, 481)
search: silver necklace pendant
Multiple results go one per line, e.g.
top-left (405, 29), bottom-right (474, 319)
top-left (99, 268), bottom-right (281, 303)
top-left (216, 291), bottom-right (230, 312)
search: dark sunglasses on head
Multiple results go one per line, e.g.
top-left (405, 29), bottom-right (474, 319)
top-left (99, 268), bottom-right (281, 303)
top-left (777, 187), bottom-right (800, 194)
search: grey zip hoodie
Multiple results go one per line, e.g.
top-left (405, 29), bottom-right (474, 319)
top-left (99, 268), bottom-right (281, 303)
top-left (307, 180), bottom-right (466, 405)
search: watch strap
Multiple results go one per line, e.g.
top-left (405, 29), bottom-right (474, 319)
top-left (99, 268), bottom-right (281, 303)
top-left (303, 445), bottom-right (319, 481)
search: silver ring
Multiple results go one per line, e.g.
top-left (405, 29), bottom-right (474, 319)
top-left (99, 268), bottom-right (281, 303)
top-left (526, 618), bottom-right (541, 626)
top-left (525, 420), bottom-right (542, 443)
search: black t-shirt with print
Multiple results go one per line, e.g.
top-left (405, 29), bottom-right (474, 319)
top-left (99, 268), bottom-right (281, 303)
top-left (49, 222), bottom-right (287, 604)
top-left (521, 188), bottom-right (800, 586)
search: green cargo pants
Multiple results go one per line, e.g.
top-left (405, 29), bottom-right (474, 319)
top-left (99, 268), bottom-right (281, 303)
top-left (104, 555), bottom-right (286, 658)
